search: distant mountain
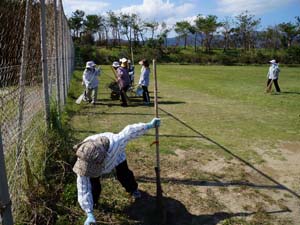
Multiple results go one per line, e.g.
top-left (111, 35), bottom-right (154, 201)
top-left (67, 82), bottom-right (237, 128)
top-left (164, 35), bottom-right (201, 47)
top-left (164, 34), bottom-right (226, 48)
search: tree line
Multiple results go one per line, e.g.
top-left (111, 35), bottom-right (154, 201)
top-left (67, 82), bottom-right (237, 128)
top-left (68, 10), bottom-right (300, 52)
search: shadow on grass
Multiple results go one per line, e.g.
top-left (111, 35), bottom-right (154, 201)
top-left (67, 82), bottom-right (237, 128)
top-left (75, 100), bottom-right (185, 108)
top-left (124, 191), bottom-right (290, 225)
top-left (136, 176), bottom-right (288, 191)
top-left (280, 91), bottom-right (300, 95)
top-left (158, 107), bottom-right (300, 200)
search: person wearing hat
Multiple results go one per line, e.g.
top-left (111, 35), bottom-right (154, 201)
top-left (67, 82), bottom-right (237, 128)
top-left (266, 59), bottom-right (281, 93)
top-left (138, 59), bottom-right (151, 105)
top-left (82, 61), bottom-right (101, 104)
top-left (112, 61), bottom-right (120, 70)
top-left (73, 118), bottom-right (161, 225)
top-left (116, 58), bottom-right (131, 106)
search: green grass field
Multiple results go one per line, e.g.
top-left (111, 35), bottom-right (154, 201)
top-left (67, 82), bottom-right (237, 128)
top-left (66, 65), bottom-right (300, 225)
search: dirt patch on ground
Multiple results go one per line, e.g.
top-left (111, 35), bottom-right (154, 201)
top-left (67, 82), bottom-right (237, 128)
top-left (128, 143), bottom-right (300, 225)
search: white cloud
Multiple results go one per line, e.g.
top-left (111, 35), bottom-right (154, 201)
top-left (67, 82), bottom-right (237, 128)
top-left (116, 0), bottom-right (195, 22)
top-left (62, 0), bottom-right (109, 16)
top-left (217, 0), bottom-right (295, 15)
top-left (62, 0), bottom-right (197, 37)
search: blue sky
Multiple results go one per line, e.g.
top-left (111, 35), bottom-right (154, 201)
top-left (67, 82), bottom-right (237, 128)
top-left (62, 0), bottom-right (300, 32)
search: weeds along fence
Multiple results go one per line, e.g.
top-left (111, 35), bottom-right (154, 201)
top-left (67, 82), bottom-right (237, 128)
top-left (0, 0), bottom-right (74, 223)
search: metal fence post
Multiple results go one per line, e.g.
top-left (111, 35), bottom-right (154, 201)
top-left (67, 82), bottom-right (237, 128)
top-left (17, 0), bottom-right (32, 157)
top-left (54, 0), bottom-right (61, 114)
top-left (59, 0), bottom-right (66, 105)
top-left (0, 129), bottom-right (14, 225)
top-left (40, 0), bottom-right (50, 128)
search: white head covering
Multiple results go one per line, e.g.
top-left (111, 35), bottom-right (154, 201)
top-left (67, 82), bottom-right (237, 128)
top-left (86, 61), bottom-right (96, 68)
top-left (112, 61), bottom-right (120, 68)
top-left (120, 58), bottom-right (128, 63)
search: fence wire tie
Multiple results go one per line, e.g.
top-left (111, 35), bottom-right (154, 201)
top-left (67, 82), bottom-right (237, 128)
top-left (150, 141), bottom-right (159, 147)
top-left (0, 200), bottom-right (11, 215)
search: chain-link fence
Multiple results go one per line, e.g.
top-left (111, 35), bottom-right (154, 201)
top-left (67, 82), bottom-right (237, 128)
top-left (0, 0), bottom-right (74, 222)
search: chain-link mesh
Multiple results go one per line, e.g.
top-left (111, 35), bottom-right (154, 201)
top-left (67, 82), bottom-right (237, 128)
top-left (0, 0), bottom-right (74, 221)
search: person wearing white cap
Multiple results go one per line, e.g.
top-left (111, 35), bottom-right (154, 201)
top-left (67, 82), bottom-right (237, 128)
top-left (112, 61), bottom-right (120, 69)
top-left (266, 59), bottom-right (281, 93)
top-left (73, 118), bottom-right (161, 225)
top-left (116, 58), bottom-right (131, 106)
top-left (82, 61), bottom-right (101, 104)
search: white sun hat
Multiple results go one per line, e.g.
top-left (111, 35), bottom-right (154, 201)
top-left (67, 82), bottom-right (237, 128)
top-left (120, 58), bottom-right (128, 63)
top-left (86, 61), bottom-right (96, 68)
top-left (112, 61), bottom-right (120, 67)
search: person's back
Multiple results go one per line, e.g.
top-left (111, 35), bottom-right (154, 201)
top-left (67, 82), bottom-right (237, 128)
top-left (268, 63), bottom-right (280, 80)
top-left (117, 66), bottom-right (131, 88)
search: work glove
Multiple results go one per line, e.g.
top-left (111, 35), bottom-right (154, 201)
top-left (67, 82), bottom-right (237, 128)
top-left (84, 212), bottom-right (96, 225)
top-left (146, 118), bottom-right (161, 129)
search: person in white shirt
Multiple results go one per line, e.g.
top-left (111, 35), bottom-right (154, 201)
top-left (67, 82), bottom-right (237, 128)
top-left (73, 118), bottom-right (161, 225)
top-left (82, 61), bottom-right (101, 104)
top-left (138, 59), bottom-right (150, 105)
top-left (266, 59), bottom-right (281, 93)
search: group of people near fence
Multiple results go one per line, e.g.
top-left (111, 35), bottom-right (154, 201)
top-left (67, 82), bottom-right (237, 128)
top-left (82, 57), bottom-right (151, 106)
top-left (77, 58), bottom-right (155, 224)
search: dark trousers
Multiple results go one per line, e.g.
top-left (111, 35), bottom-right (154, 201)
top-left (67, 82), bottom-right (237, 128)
top-left (142, 86), bottom-right (150, 103)
top-left (267, 79), bottom-right (281, 92)
top-left (90, 160), bottom-right (138, 205)
top-left (120, 85), bottom-right (129, 106)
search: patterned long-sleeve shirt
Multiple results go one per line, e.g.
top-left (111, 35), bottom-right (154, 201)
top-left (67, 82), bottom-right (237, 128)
top-left (76, 122), bottom-right (150, 214)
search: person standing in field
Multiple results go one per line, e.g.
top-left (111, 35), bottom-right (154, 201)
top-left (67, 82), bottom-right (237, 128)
top-left (266, 59), bottom-right (281, 93)
top-left (138, 59), bottom-right (151, 105)
top-left (116, 58), bottom-right (131, 107)
top-left (82, 61), bottom-right (101, 104)
top-left (128, 59), bottom-right (135, 86)
top-left (72, 118), bottom-right (161, 225)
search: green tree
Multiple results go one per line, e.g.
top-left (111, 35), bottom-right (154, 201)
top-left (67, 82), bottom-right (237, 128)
top-left (220, 17), bottom-right (234, 52)
top-left (144, 21), bottom-right (159, 39)
top-left (174, 21), bottom-right (191, 49)
top-left (195, 15), bottom-right (221, 52)
top-left (107, 11), bottom-right (120, 46)
top-left (82, 15), bottom-right (101, 44)
top-left (235, 11), bottom-right (261, 51)
top-left (159, 22), bottom-right (171, 48)
top-left (278, 22), bottom-right (298, 48)
top-left (188, 25), bottom-right (198, 52)
top-left (260, 26), bottom-right (280, 49)
top-left (68, 10), bottom-right (85, 39)
top-left (120, 13), bottom-right (132, 44)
